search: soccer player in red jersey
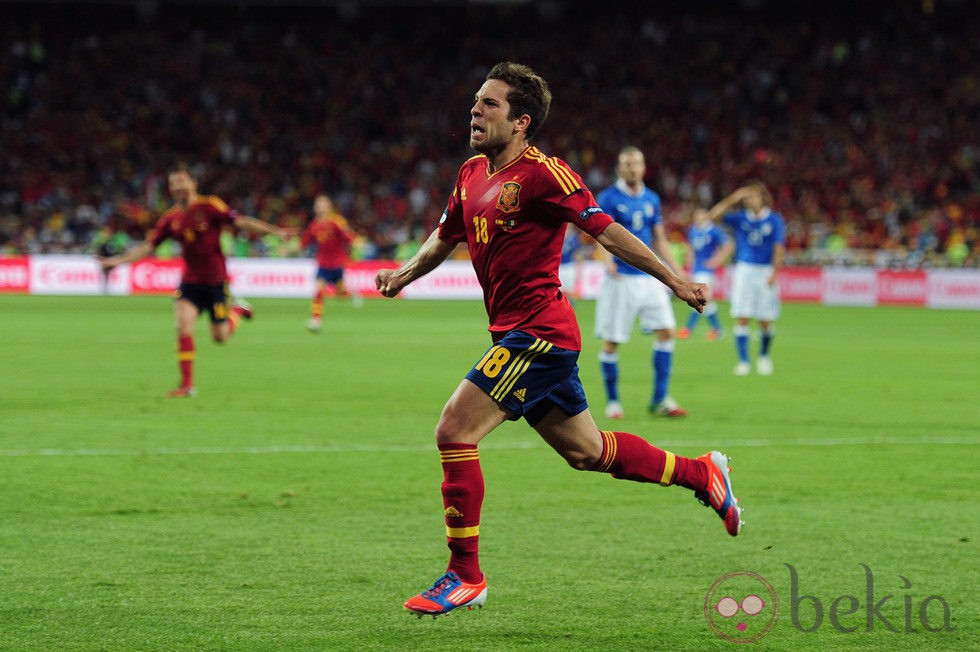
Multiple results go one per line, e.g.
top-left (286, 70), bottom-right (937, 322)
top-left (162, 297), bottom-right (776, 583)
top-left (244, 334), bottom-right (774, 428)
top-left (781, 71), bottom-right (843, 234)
top-left (375, 62), bottom-right (745, 618)
top-left (300, 194), bottom-right (360, 333)
top-left (99, 165), bottom-right (294, 397)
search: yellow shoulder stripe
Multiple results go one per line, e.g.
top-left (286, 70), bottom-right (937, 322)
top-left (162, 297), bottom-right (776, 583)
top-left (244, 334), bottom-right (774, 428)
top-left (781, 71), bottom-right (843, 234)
top-left (524, 147), bottom-right (580, 195)
top-left (201, 195), bottom-right (231, 213)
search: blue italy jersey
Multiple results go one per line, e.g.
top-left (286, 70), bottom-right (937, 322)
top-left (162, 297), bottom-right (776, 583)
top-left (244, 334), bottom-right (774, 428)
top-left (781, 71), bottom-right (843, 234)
top-left (687, 222), bottom-right (730, 273)
top-left (723, 208), bottom-right (785, 265)
top-left (560, 227), bottom-right (580, 264)
top-left (596, 179), bottom-right (661, 275)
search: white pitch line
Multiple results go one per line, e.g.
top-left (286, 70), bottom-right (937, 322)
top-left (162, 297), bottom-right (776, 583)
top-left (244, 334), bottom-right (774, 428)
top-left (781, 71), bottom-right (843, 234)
top-left (0, 436), bottom-right (974, 458)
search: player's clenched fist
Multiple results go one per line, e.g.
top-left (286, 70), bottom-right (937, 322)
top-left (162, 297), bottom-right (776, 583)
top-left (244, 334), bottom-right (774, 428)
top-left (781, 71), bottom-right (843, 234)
top-left (375, 268), bottom-right (401, 298)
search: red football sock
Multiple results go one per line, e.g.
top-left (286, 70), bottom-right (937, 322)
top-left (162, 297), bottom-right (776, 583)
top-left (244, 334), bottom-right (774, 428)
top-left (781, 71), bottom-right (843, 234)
top-left (593, 431), bottom-right (708, 492)
top-left (311, 289), bottom-right (325, 319)
top-left (438, 443), bottom-right (484, 584)
top-left (227, 311), bottom-right (241, 336)
top-left (177, 335), bottom-right (194, 388)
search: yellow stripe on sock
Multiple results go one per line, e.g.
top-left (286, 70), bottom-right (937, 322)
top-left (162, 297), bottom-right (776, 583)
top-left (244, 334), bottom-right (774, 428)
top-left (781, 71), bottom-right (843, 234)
top-left (594, 431), bottom-right (616, 473)
top-left (177, 352), bottom-right (195, 361)
top-left (440, 451), bottom-right (480, 463)
top-left (446, 525), bottom-right (479, 538)
top-left (659, 451), bottom-right (676, 486)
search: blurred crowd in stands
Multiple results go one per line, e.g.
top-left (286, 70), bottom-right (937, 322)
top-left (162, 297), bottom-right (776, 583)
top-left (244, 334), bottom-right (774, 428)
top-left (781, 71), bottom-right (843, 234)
top-left (1, 0), bottom-right (977, 267)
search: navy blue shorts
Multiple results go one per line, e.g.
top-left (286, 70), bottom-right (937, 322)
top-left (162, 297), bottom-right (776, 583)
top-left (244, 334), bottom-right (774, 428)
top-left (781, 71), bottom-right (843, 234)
top-left (316, 267), bottom-right (345, 285)
top-left (176, 282), bottom-right (231, 323)
top-left (464, 330), bottom-right (588, 427)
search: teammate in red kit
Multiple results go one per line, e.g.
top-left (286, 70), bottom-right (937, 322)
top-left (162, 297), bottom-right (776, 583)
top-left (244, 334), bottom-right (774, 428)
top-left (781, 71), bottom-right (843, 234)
top-left (375, 62), bottom-right (744, 618)
top-left (99, 165), bottom-right (294, 397)
top-left (300, 194), bottom-right (360, 333)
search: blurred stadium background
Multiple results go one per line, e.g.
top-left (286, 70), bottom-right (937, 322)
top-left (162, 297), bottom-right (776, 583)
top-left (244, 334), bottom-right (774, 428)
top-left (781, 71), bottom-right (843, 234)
top-left (1, 0), bottom-right (978, 273)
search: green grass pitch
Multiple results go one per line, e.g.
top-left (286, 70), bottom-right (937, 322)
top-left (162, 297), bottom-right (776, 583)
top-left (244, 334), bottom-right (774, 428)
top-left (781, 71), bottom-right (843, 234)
top-left (0, 294), bottom-right (976, 651)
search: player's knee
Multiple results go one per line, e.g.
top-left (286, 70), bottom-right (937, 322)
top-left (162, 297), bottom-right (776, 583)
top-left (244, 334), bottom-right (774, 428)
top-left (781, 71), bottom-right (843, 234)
top-left (433, 422), bottom-right (453, 445)
top-left (560, 448), bottom-right (601, 471)
top-left (433, 413), bottom-right (470, 445)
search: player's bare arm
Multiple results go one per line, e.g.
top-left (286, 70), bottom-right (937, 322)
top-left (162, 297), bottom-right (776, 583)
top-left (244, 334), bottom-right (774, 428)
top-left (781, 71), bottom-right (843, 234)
top-left (769, 242), bottom-right (785, 286)
top-left (601, 247), bottom-right (618, 276)
top-left (375, 228), bottom-right (456, 298)
top-left (708, 240), bottom-right (735, 270)
top-left (597, 223), bottom-right (708, 312)
top-left (705, 186), bottom-right (751, 222)
top-left (234, 216), bottom-right (296, 240)
top-left (97, 241), bottom-right (155, 271)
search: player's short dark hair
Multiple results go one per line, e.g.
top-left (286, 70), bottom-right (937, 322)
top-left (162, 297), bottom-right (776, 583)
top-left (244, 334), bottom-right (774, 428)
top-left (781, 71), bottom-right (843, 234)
top-left (487, 62), bottom-right (552, 141)
top-left (745, 179), bottom-right (773, 205)
top-left (169, 163), bottom-right (196, 179)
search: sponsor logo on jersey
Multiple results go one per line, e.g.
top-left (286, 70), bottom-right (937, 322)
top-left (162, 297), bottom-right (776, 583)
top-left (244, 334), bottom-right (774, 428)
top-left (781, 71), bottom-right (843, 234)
top-left (513, 388), bottom-right (527, 402)
top-left (579, 206), bottom-right (603, 220)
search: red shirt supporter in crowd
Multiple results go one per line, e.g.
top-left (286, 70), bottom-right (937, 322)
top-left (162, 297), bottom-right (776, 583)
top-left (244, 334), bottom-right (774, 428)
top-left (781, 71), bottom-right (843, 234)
top-left (300, 194), bottom-right (360, 332)
top-left (98, 165), bottom-right (294, 397)
top-left (375, 62), bottom-right (745, 618)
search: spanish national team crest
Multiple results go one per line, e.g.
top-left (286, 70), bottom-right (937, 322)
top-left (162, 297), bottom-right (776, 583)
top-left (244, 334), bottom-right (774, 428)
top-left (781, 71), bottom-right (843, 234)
top-left (496, 181), bottom-right (521, 214)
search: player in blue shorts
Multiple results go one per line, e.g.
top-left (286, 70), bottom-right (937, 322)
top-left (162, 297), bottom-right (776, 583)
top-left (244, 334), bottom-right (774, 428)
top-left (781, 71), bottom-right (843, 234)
top-left (707, 182), bottom-right (785, 375)
top-left (376, 62), bottom-right (744, 619)
top-left (464, 331), bottom-right (588, 425)
top-left (300, 195), bottom-right (360, 332)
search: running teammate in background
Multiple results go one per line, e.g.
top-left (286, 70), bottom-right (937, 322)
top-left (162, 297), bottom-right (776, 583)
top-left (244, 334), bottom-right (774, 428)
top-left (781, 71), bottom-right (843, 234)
top-left (98, 165), bottom-right (294, 397)
top-left (594, 146), bottom-right (687, 419)
top-left (706, 182), bottom-right (785, 375)
top-left (678, 207), bottom-right (733, 341)
top-left (301, 194), bottom-right (361, 333)
top-left (375, 62), bottom-right (743, 619)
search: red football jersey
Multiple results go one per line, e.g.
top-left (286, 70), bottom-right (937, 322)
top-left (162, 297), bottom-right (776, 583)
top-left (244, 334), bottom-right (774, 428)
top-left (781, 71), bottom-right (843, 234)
top-left (439, 146), bottom-right (613, 350)
top-left (301, 215), bottom-right (356, 269)
top-left (148, 196), bottom-right (237, 284)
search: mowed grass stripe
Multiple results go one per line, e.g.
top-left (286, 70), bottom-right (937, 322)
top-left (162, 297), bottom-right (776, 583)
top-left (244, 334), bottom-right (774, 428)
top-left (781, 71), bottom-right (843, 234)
top-left (0, 434), bottom-right (976, 458)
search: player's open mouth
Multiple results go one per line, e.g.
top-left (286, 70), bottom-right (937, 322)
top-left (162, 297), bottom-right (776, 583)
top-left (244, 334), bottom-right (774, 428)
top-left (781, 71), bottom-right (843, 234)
top-left (471, 123), bottom-right (485, 135)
